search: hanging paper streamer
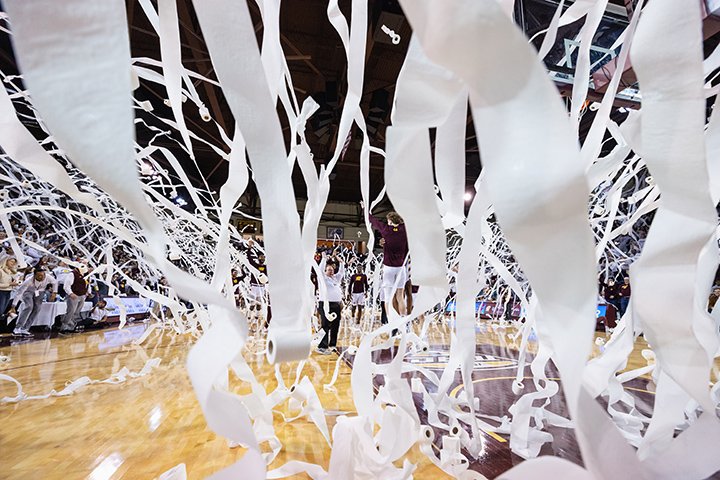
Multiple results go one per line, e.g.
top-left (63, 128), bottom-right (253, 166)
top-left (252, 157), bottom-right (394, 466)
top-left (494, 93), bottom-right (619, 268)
top-left (0, 0), bottom-right (719, 479)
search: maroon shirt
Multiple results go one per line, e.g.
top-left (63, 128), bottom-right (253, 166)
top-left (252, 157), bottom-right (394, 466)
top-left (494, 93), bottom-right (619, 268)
top-left (602, 282), bottom-right (618, 300)
top-left (369, 215), bottom-right (408, 267)
top-left (618, 283), bottom-right (631, 298)
top-left (349, 274), bottom-right (368, 294)
top-left (68, 269), bottom-right (88, 296)
top-left (247, 255), bottom-right (267, 286)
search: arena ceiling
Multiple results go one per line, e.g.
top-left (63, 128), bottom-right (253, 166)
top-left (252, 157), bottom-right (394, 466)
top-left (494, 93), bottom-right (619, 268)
top-left (1, 0), bottom-right (720, 219)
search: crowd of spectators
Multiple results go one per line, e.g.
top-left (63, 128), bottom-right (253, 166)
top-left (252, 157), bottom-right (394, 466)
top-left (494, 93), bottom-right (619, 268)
top-left (12, 212), bottom-right (712, 343)
top-left (0, 218), bottom-right (115, 337)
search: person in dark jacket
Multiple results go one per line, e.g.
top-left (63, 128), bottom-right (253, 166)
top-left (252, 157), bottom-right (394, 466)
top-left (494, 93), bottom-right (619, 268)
top-left (618, 276), bottom-right (631, 318)
top-left (618, 277), bottom-right (630, 318)
top-left (603, 278), bottom-right (621, 315)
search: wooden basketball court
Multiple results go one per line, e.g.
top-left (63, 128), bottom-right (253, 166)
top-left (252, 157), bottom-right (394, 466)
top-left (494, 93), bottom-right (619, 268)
top-left (0, 321), bottom-right (717, 479)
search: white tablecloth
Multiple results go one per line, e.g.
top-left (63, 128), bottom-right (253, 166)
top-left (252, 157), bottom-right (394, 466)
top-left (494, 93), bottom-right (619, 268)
top-left (32, 301), bottom-right (93, 327)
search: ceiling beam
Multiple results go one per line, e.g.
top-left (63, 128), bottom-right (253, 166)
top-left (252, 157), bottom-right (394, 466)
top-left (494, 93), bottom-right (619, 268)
top-left (245, 0), bottom-right (326, 81)
top-left (130, 25), bottom-right (208, 57)
top-left (280, 33), bottom-right (326, 81)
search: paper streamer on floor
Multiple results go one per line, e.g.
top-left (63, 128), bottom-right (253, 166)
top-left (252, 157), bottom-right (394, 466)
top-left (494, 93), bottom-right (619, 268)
top-left (1, 358), bottom-right (161, 404)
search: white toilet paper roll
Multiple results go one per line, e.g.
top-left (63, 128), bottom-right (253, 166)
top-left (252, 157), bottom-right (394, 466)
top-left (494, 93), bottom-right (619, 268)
top-left (420, 425), bottom-right (435, 443)
top-left (266, 329), bottom-right (311, 364)
top-left (512, 380), bottom-right (525, 394)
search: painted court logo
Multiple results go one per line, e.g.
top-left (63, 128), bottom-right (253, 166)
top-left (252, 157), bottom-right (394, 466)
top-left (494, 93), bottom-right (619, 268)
top-left (405, 350), bottom-right (518, 371)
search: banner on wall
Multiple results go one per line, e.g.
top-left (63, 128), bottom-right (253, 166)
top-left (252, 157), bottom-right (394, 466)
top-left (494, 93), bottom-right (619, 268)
top-left (316, 239), bottom-right (356, 250)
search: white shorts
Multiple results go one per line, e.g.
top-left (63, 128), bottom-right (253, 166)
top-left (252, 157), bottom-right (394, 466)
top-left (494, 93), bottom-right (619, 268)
top-left (382, 265), bottom-right (407, 300)
top-left (250, 285), bottom-right (266, 302)
top-left (351, 293), bottom-right (365, 306)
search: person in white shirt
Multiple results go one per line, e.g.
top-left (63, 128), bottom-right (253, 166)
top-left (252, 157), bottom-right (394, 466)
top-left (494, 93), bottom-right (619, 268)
top-left (88, 300), bottom-right (108, 323)
top-left (12, 268), bottom-right (58, 337)
top-left (0, 257), bottom-right (20, 320)
top-left (76, 299), bottom-right (108, 330)
top-left (52, 261), bottom-right (73, 294)
top-left (316, 252), bottom-right (345, 354)
top-left (23, 243), bottom-right (43, 267)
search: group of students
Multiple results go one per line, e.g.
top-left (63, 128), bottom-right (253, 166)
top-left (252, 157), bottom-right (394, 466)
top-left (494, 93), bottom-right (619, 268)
top-left (0, 251), bottom-right (109, 338)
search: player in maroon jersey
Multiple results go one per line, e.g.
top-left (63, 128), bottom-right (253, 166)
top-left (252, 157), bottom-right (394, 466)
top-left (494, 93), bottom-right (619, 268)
top-left (367, 209), bottom-right (409, 320)
top-left (348, 268), bottom-right (368, 324)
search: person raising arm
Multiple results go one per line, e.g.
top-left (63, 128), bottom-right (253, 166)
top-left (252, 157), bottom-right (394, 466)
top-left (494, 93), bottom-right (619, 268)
top-left (366, 206), bottom-right (409, 322)
top-left (316, 251), bottom-right (345, 354)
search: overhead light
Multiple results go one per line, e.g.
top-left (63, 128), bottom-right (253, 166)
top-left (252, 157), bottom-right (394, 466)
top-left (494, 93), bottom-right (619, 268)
top-left (464, 191), bottom-right (473, 202)
top-left (173, 196), bottom-right (188, 207)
